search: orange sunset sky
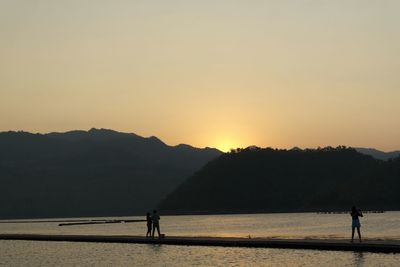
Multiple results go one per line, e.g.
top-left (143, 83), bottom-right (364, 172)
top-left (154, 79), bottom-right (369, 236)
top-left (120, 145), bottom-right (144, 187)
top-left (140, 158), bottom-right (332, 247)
top-left (1, 1), bottom-right (399, 152)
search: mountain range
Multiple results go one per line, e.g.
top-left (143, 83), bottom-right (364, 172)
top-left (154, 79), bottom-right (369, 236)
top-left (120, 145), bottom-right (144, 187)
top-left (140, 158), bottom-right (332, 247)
top-left (0, 128), bottom-right (221, 219)
top-left (355, 147), bottom-right (400, 161)
top-left (1, 128), bottom-right (399, 219)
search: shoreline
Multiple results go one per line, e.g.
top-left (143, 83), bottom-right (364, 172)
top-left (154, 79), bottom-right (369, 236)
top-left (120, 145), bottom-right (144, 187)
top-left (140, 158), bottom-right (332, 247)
top-left (0, 210), bottom-right (395, 222)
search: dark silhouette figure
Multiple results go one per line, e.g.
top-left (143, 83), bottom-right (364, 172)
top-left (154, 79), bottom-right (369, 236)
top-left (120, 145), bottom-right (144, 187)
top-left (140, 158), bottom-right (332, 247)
top-left (152, 209), bottom-right (161, 238)
top-left (351, 206), bottom-right (363, 243)
top-left (146, 212), bottom-right (152, 237)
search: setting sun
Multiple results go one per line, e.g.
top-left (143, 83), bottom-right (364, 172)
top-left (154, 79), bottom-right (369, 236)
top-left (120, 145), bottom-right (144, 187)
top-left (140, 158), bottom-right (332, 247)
top-left (211, 136), bottom-right (242, 152)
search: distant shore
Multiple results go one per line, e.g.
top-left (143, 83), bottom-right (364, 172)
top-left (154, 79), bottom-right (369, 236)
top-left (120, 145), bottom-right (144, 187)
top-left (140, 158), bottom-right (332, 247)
top-left (0, 210), bottom-right (394, 221)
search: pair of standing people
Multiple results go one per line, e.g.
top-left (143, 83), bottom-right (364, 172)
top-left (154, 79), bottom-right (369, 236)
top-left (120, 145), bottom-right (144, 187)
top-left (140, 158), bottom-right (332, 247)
top-left (146, 210), bottom-right (161, 238)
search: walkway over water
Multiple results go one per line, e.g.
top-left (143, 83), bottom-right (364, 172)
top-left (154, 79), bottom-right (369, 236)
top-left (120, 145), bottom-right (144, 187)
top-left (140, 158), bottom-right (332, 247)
top-left (1, 234), bottom-right (399, 253)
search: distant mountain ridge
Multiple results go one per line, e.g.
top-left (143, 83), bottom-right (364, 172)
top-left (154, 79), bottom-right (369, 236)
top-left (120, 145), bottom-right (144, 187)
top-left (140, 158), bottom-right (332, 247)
top-left (0, 128), bottom-right (222, 219)
top-left (159, 146), bottom-right (400, 214)
top-left (355, 147), bottom-right (400, 161)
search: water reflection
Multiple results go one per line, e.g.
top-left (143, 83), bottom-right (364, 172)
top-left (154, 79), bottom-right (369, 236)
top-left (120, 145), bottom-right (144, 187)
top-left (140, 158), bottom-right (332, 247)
top-left (353, 252), bottom-right (365, 267)
top-left (147, 243), bottom-right (163, 253)
top-left (2, 240), bottom-right (400, 266)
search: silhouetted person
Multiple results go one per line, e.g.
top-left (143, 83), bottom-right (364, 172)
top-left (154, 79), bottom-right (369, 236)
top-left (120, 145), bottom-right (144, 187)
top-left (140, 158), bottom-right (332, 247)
top-left (146, 212), bottom-right (152, 237)
top-left (351, 206), bottom-right (363, 243)
top-left (152, 209), bottom-right (161, 238)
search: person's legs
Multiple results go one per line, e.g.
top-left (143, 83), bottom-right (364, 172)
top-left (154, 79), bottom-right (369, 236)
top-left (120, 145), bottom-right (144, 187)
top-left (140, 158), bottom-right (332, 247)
top-left (157, 225), bottom-right (161, 237)
top-left (351, 227), bottom-right (355, 242)
top-left (357, 226), bottom-right (362, 242)
top-left (152, 225), bottom-right (155, 238)
top-left (147, 226), bottom-right (151, 237)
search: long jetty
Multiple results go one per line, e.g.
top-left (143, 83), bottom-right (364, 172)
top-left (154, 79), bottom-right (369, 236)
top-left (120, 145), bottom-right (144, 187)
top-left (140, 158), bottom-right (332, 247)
top-left (1, 234), bottom-right (399, 253)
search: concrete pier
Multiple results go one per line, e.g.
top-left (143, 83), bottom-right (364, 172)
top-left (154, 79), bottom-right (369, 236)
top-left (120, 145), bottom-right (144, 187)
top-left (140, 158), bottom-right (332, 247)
top-left (1, 234), bottom-right (399, 253)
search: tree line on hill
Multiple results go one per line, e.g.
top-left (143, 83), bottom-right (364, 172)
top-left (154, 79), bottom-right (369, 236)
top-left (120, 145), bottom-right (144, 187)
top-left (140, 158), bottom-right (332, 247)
top-left (159, 146), bottom-right (400, 214)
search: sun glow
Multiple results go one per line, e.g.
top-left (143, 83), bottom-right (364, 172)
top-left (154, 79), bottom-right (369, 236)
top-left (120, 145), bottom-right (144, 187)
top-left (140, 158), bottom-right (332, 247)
top-left (213, 138), bottom-right (241, 153)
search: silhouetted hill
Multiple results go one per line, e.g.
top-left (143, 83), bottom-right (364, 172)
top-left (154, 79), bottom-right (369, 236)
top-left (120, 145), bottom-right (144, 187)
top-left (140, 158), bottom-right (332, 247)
top-left (159, 147), bottom-right (400, 214)
top-left (0, 129), bottom-right (221, 219)
top-left (355, 147), bottom-right (400, 161)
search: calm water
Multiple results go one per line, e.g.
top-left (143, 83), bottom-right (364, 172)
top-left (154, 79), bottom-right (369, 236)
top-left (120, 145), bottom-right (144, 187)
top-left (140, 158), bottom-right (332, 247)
top-left (1, 212), bottom-right (400, 266)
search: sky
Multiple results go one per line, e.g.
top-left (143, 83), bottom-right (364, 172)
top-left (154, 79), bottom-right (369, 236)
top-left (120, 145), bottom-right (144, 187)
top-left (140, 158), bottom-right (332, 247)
top-left (1, 0), bottom-right (399, 152)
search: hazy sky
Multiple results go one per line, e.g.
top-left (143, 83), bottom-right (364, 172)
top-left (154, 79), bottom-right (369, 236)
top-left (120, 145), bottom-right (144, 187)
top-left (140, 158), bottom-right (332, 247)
top-left (1, 1), bottom-right (399, 151)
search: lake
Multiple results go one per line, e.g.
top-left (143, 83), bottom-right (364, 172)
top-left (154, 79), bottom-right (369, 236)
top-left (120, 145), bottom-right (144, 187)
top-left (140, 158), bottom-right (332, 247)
top-left (1, 212), bottom-right (400, 266)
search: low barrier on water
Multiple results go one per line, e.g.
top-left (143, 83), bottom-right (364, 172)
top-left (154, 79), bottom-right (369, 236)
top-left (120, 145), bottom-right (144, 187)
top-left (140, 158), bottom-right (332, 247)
top-left (0, 234), bottom-right (399, 254)
top-left (316, 211), bottom-right (385, 214)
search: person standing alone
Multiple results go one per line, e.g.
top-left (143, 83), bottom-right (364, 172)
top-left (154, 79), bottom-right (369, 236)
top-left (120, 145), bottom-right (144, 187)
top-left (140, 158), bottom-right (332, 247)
top-left (152, 210), bottom-right (161, 238)
top-left (350, 206), bottom-right (363, 243)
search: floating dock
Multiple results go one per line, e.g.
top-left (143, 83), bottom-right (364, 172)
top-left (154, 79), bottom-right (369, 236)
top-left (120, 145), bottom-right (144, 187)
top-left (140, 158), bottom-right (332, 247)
top-left (1, 234), bottom-right (399, 253)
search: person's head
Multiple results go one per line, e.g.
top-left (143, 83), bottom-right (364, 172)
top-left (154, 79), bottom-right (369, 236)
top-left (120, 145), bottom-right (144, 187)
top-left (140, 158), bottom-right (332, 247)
top-left (352, 206), bottom-right (356, 213)
top-left (153, 209), bottom-right (157, 214)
